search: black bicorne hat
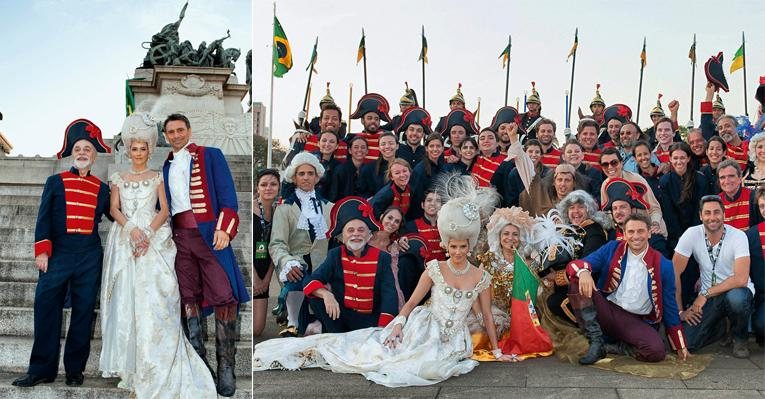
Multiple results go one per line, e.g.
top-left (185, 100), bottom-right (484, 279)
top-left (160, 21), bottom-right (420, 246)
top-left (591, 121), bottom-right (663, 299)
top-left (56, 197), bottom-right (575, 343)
top-left (326, 196), bottom-right (382, 238)
top-left (705, 52), bottom-right (730, 93)
top-left (603, 178), bottom-right (649, 211)
top-left (489, 106), bottom-right (520, 131)
top-left (56, 118), bottom-right (112, 159)
top-left (350, 93), bottom-right (392, 122)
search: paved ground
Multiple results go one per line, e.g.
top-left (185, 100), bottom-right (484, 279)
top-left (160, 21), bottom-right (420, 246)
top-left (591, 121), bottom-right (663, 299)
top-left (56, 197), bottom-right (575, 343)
top-left (254, 281), bottom-right (765, 398)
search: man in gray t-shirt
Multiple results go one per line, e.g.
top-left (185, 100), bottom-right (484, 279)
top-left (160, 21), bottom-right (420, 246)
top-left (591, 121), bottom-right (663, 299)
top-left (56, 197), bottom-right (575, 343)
top-left (673, 195), bottom-right (753, 358)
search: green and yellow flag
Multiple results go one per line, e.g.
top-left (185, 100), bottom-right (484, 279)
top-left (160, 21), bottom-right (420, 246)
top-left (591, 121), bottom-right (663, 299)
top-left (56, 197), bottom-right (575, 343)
top-left (566, 28), bottom-right (578, 61)
top-left (306, 37), bottom-right (318, 73)
top-left (418, 26), bottom-right (428, 64)
top-left (730, 44), bottom-right (745, 73)
top-left (356, 29), bottom-right (366, 64)
top-left (125, 80), bottom-right (135, 116)
top-left (273, 16), bottom-right (292, 78)
top-left (499, 36), bottom-right (511, 69)
top-left (640, 37), bottom-right (647, 67)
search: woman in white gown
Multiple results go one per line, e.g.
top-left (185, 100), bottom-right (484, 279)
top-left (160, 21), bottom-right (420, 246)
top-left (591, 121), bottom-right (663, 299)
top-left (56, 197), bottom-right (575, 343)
top-left (99, 112), bottom-right (217, 398)
top-left (253, 174), bottom-right (511, 387)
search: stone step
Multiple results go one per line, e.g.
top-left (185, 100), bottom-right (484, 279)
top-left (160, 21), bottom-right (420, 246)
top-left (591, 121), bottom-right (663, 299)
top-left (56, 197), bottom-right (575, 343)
top-left (0, 260), bottom-right (253, 286)
top-left (0, 196), bottom-right (253, 213)
top-left (0, 281), bottom-right (254, 310)
top-left (0, 306), bottom-right (253, 342)
top-left (0, 212), bottom-right (254, 232)
top-left (0, 373), bottom-right (252, 399)
top-left (0, 228), bottom-right (253, 251)
top-left (0, 336), bottom-right (252, 378)
top-left (0, 242), bottom-right (252, 263)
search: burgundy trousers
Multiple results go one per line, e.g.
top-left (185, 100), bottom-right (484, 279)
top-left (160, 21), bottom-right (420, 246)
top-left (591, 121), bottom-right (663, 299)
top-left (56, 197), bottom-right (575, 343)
top-left (173, 227), bottom-right (236, 307)
top-left (569, 280), bottom-right (666, 362)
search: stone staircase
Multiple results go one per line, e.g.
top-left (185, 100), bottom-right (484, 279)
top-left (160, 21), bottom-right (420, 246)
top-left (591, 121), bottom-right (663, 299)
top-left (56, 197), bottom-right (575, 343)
top-left (0, 153), bottom-right (252, 398)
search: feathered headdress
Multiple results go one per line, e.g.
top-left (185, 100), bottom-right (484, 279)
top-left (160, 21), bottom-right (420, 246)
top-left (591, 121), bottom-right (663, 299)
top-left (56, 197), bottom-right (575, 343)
top-left (434, 172), bottom-right (499, 251)
top-left (523, 209), bottom-right (578, 270)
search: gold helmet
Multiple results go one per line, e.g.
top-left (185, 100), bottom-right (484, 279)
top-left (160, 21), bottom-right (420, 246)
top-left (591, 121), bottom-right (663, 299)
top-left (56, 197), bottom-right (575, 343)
top-left (650, 93), bottom-right (665, 117)
top-left (449, 83), bottom-right (465, 104)
top-left (400, 82), bottom-right (417, 107)
top-left (713, 94), bottom-right (725, 110)
top-left (527, 81), bottom-right (541, 104)
top-left (319, 82), bottom-right (335, 108)
top-left (590, 83), bottom-right (605, 109)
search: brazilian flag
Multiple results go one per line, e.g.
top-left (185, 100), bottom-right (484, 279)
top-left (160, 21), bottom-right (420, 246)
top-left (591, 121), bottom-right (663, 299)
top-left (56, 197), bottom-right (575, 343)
top-left (125, 80), bottom-right (135, 116)
top-left (273, 16), bottom-right (292, 78)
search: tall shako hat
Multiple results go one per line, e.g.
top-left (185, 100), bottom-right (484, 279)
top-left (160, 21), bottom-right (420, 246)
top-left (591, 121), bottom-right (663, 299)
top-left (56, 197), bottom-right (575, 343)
top-left (705, 52), bottom-right (730, 93)
top-left (57, 118), bottom-right (111, 159)
top-left (350, 93), bottom-right (392, 122)
top-left (326, 196), bottom-right (382, 238)
top-left (603, 178), bottom-right (649, 211)
top-left (489, 106), bottom-right (520, 131)
top-left (395, 106), bottom-right (433, 135)
top-left (449, 83), bottom-right (465, 104)
top-left (526, 81), bottom-right (541, 104)
top-left (590, 83), bottom-right (605, 109)
top-left (603, 104), bottom-right (633, 123)
top-left (650, 93), bottom-right (665, 117)
top-left (440, 109), bottom-right (479, 137)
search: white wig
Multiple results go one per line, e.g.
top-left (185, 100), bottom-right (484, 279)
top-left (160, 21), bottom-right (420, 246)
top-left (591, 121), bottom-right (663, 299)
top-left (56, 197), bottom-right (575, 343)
top-left (749, 132), bottom-right (765, 163)
top-left (284, 152), bottom-right (325, 182)
top-left (556, 190), bottom-right (614, 230)
top-left (485, 207), bottom-right (535, 254)
top-left (435, 173), bottom-right (499, 251)
top-left (121, 111), bottom-right (159, 155)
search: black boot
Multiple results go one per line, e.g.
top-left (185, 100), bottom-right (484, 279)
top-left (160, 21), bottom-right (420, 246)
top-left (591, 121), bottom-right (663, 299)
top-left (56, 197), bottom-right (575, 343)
top-left (577, 305), bottom-right (606, 365)
top-left (182, 303), bottom-right (216, 379)
top-left (215, 304), bottom-right (238, 397)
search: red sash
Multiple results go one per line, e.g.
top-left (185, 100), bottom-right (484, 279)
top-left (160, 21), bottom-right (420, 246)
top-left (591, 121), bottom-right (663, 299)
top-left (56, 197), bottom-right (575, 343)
top-left (391, 183), bottom-right (411, 215)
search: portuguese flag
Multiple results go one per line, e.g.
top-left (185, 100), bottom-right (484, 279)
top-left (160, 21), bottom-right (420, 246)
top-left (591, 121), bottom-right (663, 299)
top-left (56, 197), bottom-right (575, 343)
top-left (499, 253), bottom-right (553, 358)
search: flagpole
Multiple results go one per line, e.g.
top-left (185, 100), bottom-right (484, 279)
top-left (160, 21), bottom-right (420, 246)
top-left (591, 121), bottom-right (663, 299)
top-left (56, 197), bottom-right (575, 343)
top-left (567, 28), bottom-right (578, 129)
top-left (362, 29), bottom-right (368, 94)
top-left (690, 34), bottom-right (696, 123)
top-left (636, 37), bottom-right (646, 124)
top-left (421, 25), bottom-right (426, 109)
top-left (504, 35), bottom-right (511, 106)
top-left (348, 83), bottom-right (353, 133)
top-left (301, 37), bottom-right (317, 127)
top-left (267, 2), bottom-right (276, 168)
top-left (742, 31), bottom-right (748, 116)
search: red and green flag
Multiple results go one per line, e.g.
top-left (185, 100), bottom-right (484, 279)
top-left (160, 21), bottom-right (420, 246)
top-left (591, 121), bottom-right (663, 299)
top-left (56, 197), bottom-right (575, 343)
top-left (499, 253), bottom-right (553, 359)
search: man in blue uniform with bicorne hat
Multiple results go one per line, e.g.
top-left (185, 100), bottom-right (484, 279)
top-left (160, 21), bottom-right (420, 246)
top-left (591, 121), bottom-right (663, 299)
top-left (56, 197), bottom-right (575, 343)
top-left (13, 119), bottom-right (112, 388)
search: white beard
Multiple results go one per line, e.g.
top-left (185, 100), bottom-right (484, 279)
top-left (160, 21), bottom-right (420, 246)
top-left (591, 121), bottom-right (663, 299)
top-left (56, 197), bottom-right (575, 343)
top-left (73, 159), bottom-right (93, 170)
top-left (346, 240), bottom-right (367, 252)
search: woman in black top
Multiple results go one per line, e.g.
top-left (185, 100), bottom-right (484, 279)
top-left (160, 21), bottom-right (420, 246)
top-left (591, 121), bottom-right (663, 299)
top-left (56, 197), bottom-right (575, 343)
top-left (254, 169), bottom-right (280, 336)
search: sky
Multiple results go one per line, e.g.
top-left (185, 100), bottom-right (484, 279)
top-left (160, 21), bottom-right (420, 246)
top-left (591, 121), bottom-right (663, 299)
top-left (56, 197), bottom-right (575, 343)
top-left (253, 0), bottom-right (762, 148)
top-left (0, 0), bottom-right (251, 156)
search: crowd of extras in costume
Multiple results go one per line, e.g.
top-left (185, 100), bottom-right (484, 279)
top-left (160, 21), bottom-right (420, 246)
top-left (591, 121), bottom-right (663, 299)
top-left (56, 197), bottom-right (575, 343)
top-left (253, 73), bottom-right (765, 387)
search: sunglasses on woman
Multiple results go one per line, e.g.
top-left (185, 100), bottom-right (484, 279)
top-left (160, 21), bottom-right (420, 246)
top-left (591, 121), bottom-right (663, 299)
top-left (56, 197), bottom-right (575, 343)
top-left (600, 159), bottom-right (620, 168)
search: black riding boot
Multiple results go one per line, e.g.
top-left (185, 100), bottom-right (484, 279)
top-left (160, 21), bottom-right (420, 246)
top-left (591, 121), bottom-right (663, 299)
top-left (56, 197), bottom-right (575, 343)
top-left (182, 303), bottom-right (215, 379)
top-left (215, 304), bottom-right (238, 397)
top-left (576, 305), bottom-right (606, 365)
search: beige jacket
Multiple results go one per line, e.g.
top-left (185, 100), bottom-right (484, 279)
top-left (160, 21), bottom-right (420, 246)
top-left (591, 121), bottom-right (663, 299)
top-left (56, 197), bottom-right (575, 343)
top-left (269, 198), bottom-right (334, 276)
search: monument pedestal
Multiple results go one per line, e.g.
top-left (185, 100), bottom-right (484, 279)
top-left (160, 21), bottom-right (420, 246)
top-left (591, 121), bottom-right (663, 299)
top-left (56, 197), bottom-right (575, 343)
top-left (129, 66), bottom-right (251, 155)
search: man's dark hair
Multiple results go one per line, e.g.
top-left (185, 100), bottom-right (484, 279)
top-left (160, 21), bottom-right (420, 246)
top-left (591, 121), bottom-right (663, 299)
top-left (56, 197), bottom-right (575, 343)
top-left (577, 119), bottom-right (599, 135)
top-left (623, 213), bottom-right (651, 229)
top-left (699, 195), bottom-right (725, 213)
top-left (717, 159), bottom-right (742, 178)
top-left (599, 146), bottom-right (623, 162)
top-left (538, 118), bottom-right (557, 133)
top-left (163, 113), bottom-right (191, 131)
top-left (320, 104), bottom-right (343, 121)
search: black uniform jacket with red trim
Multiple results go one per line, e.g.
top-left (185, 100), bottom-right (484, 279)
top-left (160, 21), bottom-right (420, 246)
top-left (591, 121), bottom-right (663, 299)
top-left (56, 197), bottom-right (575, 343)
top-left (304, 244), bottom-right (398, 327)
top-left (34, 167), bottom-right (111, 257)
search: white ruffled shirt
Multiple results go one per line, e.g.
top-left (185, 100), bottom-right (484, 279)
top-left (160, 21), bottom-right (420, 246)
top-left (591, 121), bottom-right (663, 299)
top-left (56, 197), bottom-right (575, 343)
top-left (279, 189), bottom-right (328, 282)
top-left (168, 145), bottom-right (192, 215)
top-left (608, 247), bottom-right (653, 315)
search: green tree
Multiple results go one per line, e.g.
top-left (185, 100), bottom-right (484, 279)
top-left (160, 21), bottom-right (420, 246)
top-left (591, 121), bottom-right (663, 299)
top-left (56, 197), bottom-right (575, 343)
top-left (253, 135), bottom-right (286, 171)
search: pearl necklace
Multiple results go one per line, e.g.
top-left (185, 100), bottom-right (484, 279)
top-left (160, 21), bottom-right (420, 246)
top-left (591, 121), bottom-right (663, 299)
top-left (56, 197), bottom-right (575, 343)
top-left (446, 258), bottom-right (470, 276)
top-left (129, 168), bottom-right (149, 175)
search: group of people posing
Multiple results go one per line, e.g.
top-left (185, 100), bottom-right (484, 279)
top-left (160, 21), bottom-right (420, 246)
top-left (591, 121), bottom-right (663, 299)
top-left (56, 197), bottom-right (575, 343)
top-left (12, 113), bottom-right (248, 398)
top-left (253, 78), bottom-right (765, 386)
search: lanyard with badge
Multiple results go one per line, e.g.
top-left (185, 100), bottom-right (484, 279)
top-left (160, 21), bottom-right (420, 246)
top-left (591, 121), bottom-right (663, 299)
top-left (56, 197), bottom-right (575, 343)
top-left (704, 227), bottom-right (726, 286)
top-left (255, 200), bottom-right (273, 260)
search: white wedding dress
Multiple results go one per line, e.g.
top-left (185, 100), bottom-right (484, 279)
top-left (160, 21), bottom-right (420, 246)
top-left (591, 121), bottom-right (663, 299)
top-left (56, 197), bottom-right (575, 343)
top-left (99, 172), bottom-right (216, 398)
top-left (253, 260), bottom-right (492, 387)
